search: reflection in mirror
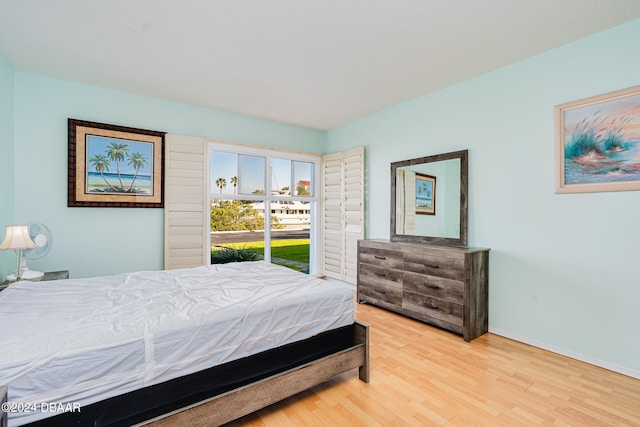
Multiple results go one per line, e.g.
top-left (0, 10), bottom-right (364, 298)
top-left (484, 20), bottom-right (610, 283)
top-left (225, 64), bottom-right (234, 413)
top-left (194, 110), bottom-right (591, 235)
top-left (391, 150), bottom-right (468, 247)
top-left (396, 159), bottom-right (460, 238)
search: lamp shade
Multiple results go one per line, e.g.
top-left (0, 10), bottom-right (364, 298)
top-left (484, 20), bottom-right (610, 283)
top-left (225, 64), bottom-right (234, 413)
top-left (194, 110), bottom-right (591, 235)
top-left (0, 225), bottom-right (37, 250)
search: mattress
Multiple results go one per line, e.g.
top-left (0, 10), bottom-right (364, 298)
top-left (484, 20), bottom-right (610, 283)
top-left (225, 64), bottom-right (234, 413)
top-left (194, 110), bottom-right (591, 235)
top-left (0, 262), bottom-right (354, 426)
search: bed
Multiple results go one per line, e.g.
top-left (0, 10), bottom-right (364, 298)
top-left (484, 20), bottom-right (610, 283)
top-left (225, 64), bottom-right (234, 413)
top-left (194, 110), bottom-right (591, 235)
top-left (0, 261), bottom-right (369, 426)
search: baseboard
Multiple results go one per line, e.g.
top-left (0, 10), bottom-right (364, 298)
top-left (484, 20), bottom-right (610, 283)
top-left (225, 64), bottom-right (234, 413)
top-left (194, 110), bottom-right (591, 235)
top-left (489, 327), bottom-right (640, 380)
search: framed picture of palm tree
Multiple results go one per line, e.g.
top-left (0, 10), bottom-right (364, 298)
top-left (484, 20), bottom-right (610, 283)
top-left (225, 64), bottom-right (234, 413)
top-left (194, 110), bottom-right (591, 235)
top-left (415, 172), bottom-right (436, 215)
top-left (68, 119), bottom-right (166, 208)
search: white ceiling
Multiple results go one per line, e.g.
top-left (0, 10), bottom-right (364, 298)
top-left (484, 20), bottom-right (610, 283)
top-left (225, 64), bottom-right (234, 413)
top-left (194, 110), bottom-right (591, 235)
top-left (1, 1), bottom-right (639, 130)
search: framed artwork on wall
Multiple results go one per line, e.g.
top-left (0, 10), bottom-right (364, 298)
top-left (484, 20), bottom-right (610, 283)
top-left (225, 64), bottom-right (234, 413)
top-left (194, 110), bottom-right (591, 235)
top-left (415, 173), bottom-right (436, 215)
top-left (555, 85), bottom-right (640, 194)
top-left (68, 119), bottom-right (166, 208)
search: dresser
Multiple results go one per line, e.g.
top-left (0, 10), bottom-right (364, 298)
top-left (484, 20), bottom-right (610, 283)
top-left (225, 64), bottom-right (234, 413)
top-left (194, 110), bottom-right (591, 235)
top-left (357, 240), bottom-right (489, 342)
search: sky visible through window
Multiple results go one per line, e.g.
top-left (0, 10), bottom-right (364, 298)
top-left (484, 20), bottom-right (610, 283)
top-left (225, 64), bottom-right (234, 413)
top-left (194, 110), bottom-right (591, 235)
top-left (210, 151), bottom-right (312, 196)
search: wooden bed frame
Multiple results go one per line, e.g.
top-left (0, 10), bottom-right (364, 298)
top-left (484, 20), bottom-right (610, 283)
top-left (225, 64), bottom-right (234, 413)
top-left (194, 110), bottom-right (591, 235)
top-left (145, 321), bottom-right (369, 426)
top-left (3, 322), bottom-right (369, 427)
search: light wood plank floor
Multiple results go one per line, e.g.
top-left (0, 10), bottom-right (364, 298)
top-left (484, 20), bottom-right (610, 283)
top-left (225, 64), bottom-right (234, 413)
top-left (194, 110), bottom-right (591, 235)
top-left (159, 301), bottom-right (640, 426)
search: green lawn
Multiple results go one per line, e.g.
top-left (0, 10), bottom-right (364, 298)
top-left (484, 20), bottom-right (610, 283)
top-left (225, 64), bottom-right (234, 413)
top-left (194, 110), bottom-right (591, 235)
top-left (220, 239), bottom-right (310, 263)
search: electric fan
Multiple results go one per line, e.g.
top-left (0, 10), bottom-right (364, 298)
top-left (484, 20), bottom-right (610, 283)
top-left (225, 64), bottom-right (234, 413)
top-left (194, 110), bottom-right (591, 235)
top-left (6, 221), bottom-right (52, 281)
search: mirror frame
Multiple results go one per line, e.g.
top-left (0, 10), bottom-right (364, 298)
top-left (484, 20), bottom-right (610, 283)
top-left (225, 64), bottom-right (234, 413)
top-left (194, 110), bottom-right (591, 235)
top-left (390, 149), bottom-right (468, 247)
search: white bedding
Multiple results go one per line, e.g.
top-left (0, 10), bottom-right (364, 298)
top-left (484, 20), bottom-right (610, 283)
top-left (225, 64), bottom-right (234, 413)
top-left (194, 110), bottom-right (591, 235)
top-left (0, 262), bottom-right (354, 426)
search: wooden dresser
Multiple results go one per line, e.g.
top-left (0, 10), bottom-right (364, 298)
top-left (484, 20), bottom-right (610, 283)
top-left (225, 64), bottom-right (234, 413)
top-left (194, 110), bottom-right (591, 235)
top-left (357, 239), bottom-right (489, 342)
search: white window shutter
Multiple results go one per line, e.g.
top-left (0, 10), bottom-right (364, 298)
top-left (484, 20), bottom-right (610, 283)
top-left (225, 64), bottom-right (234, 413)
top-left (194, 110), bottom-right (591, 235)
top-left (322, 146), bottom-right (364, 284)
top-left (322, 152), bottom-right (344, 279)
top-left (164, 134), bottom-right (208, 269)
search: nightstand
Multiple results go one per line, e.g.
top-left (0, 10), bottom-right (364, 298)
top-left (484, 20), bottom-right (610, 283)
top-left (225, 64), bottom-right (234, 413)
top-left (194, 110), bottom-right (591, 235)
top-left (0, 270), bottom-right (70, 290)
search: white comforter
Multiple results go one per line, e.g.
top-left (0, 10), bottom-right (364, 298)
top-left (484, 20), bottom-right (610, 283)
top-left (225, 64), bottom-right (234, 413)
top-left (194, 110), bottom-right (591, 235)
top-left (0, 262), bottom-right (354, 426)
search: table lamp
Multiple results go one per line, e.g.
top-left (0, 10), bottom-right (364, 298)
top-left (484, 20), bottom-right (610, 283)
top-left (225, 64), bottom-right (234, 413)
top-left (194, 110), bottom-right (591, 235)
top-left (0, 224), bottom-right (37, 282)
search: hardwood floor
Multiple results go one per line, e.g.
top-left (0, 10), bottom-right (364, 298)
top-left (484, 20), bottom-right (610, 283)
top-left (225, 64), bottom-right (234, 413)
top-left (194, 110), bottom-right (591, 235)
top-left (159, 301), bottom-right (640, 426)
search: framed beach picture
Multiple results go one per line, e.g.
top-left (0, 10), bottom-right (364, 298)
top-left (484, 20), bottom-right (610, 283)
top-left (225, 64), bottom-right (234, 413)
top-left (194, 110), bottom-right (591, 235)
top-left (555, 85), bottom-right (640, 194)
top-left (415, 173), bottom-right (436, 215)
top-left (68, 119), bottom-right (166, 207)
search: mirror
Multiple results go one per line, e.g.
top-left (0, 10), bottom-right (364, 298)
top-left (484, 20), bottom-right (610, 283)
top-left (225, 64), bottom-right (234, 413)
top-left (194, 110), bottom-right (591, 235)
top-left (391, 149), bottom-right (468, 246)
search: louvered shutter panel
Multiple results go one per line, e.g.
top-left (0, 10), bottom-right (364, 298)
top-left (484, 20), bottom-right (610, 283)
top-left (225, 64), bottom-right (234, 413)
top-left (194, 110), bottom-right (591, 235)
top-left (342, 147), bottom-right (364, 283)
top-left (322, 152), bottom-right (344, 280)
top-left (322, 147), bottom-right (364, 283)
top-left (164, 134), bottom-right (208, 269)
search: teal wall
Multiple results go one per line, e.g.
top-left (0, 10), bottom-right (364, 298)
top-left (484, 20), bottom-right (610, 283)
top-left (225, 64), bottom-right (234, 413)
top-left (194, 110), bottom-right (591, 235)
top-left (0, 51), bottom-right (15, 279)
top-left (12, 73), bottom-right (324, 279)
top-left (327, 20), bottom-right (640, 375)
top-left (3, 19), bottom-right (639, 377)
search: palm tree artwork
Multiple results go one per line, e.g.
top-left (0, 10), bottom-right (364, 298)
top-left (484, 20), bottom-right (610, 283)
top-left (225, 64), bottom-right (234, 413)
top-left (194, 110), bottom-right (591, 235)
top-left (89, 154), bottom-right (112, 187)
top-left (105, 141), bottom-right (130, 191)
top-left (127, 152), bottom-right (149, 192)
top-left (86, 136), bottom-right (153, 195)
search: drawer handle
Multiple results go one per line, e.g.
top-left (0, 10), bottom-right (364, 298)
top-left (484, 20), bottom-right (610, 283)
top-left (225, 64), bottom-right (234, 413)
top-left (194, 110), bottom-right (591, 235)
top-left (425, 264), bottom-right (440, 269)
top-left (424, 283), bottom-right (440, 290)
top-left (374, 288), bottom-right (386, 294)
top-left (424, 304), bottom-right (450, 314)
top-left (424, 303), bottom-right (448, 313)
top-left (374, 272), bottom-right (386, 277)
top-left (374, 255), bottom-right (386, 260)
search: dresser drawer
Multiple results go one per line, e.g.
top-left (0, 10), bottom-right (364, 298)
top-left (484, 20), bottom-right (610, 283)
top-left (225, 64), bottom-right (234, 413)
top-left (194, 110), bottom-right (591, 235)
top-left (403, 291), bottom-right (463, 327)
top-left (358, 264), bottom-right (402, 305)
top-left (403, 271), bottom-right (463, 304)
top-left (403, 251), bottom-right (464, 281)
top-left (358, 246), bottom-right (403, 269)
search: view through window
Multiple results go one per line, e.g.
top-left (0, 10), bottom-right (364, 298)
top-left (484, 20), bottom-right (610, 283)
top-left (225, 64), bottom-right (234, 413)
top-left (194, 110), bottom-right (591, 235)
top-left (209, 145), bottom-right (319, 274)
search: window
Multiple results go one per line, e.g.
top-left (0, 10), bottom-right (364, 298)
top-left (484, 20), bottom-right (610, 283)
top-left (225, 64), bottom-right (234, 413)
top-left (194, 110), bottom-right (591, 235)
top-left (164, 135), bottom-right (364, 284)
top-left (209, 142), bottom-right (320, 274)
